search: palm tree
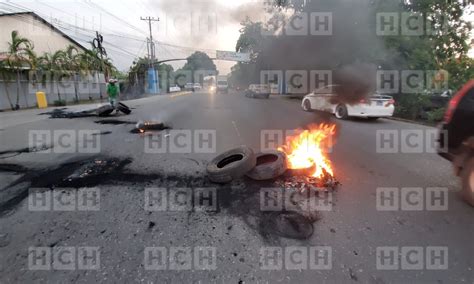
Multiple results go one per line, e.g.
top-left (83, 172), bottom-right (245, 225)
top-left (63, 45), bottom-right (80, 102)
top-left (6, 31), bottom-right (34, 109)
top-left (38, 50), bottom-right (67, 103)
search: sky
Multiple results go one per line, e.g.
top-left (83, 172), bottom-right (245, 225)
top-left (0, 0), bottom-right (266, 74)
top-left (0, 0), bottom-right (472, 73)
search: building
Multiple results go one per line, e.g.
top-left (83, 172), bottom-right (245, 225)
top-left (0, 12), bottom-right (87, 54)
top-left (0, 12), bottom-right (104, 110)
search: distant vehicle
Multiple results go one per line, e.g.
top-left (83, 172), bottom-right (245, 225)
top-left (217, 75), bottom-right (228, 93)
top-left (193, 83), bottom-right (202, 91)
top-left (184, 83), bottom-right (194, 91)
top-left (438, 80), bottom-right (474, 206)
top-left (301, 85), bottom-right (395, 120)
top-left (203, 76), bottom-right (216, 92)
top-left (245, 84), bottom-right (270, 99)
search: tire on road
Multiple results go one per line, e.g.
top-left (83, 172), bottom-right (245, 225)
top-left (367, 117), bottom-right (379, 121)
top-left (97, 105), bottom-right (114, 116)
top-left (246, 150), bottom-right (287, 181)
top-left (461, 155), bottom-right (474, 206)
top-left (335, 104), bottom-right (348, 120)
top-left (302, 99), bottom-right (312, 112)
top-left (207, 146), bottom-right (256, 183)
top-left (117, 102), bottom-right (131, 115)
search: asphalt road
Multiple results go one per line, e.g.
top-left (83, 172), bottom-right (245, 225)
top-left (0, 91), bottom-right (472, 283)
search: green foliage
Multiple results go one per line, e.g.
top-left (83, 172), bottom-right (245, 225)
top-left (181, 51), bottom-right (216, 73)
top-left (53, 99), bottom-right (66, 106)
top-left (394, 93), bottom-right (431, 120)
top-left (426, 107), bottom-right (446, 123)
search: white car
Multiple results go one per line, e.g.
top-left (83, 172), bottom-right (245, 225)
top-left (301, 85), bottom-right (395, 120)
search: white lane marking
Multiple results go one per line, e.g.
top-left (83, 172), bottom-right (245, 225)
top-left (232, 121), bottom-right (243, 143)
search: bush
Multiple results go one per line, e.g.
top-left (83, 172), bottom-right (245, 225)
top-left (426, 107), bottom-right (446, 123)
top-left (53, 100), bottom-right (66, 106)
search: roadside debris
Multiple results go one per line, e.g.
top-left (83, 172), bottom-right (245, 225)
top-left (41, 102), bottom-right (132, 119)
top-left (131, 121), bottom-right (170, 134)
top-left (274, 169), bottom-right (340, 194)
top-left (97, 105), bottom-right (114, 116)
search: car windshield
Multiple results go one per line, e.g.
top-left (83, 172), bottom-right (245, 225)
top-left (0, 1), bottom-right (472, 283)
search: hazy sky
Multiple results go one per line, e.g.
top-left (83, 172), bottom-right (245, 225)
top-left (0, 0), bottom-right (266, 73)
top-left (1, 1), bottom-right (472, 73)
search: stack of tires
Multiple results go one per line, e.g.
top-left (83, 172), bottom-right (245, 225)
top-left (206, 146), bottom-right (287, 183)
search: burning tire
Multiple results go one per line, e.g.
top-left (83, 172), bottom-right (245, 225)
top-left (461, 155), bottom-right (474, 206)
top-left (117, 102), bottom-right (131, 115)
top-left (246, 150), bottom-right (287, 181)
top-left (207, 146), bottom-right (256, 183)
top-left (335, 104), bottom-right (348, 119)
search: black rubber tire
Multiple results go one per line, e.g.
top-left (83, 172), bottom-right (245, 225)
top-left (207, 146), bottom-right (256, 183)
top-left (367, 117), bottom-right (379, 121)
top-left (246, 150), bottom-right (287, 181)
top-left (335, 104), bottom-right (348, 119)
top-left (117, 102), bottom-right (131, 115)
top-left (97, 105), bottom-right (114, 116)
top-left (461, 155), bottom-right (474, 207)
top-left (303, 99), bottom-right (312, 112)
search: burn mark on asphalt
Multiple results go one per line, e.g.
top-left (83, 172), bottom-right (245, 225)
top-left (0, 145), bottom-right (53, 159)
top-left (0, 157), bottom-right (330, 241)
top-left (40, 108), bottom-right (96, 119)
top-left (91, 131), bottom-right (112, 136)
top-left (0, 164), bottom-right (29, 173)
top-left (94, 119), bottom-right (136, 125)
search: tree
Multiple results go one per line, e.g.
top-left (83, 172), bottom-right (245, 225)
top-left (38, 50), bottom-right (68, 103)
top-left (181, 51), bottom-right (216, 82)
top-left (5, 30), bottom-right (34, 109)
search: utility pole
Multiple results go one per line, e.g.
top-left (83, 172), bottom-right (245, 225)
top-left (140, 16), bottom-right (160, 94)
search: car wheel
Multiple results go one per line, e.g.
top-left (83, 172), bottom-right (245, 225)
top-left (207, 146), bottom-right (257, 183)
top-left (246, 150), bottom-right (287, 181)
top-left (335, 104), bottom-right (348, 119)
top-left (461, 155), bottom-right (474, 206)
top-left (367, 117), bottom-right (379, 121)
top-left (302, 99), bottom-right (312, 112)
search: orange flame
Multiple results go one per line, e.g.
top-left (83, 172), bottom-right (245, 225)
top-left (278, 123), bottom-right (337, 178)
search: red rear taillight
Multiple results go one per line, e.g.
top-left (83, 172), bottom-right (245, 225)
top-left (360, 99), bottom-right (368, 104)
top-left (444, 80), bottom-right (474, 123)
top-left (385, 99), bottom-right (395, 107)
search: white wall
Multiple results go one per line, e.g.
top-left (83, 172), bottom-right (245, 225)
top-left (0, 13), bottom-right (84, 55)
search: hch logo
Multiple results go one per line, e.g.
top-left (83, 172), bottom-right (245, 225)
top-left (29, 130), bottom-right (101, 153)
top-left (376, 246), bottom-right (448, 270)
top-left (260, 188), bottom-right (332, 212)
top-left (144, 130), bottom-right (216, 154)
top-left (144, 247), bottom-right (217, 270)
top-left (260, 246), bottom-right (332, 270)
top-left (29, 188), bottom-right (100, 211)
top-left (144, 188), bottom-right (217, 212)
top-left (28, 247), bottom-right (100, 270)
top-left (376, 187), bottom-right (448, 211)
